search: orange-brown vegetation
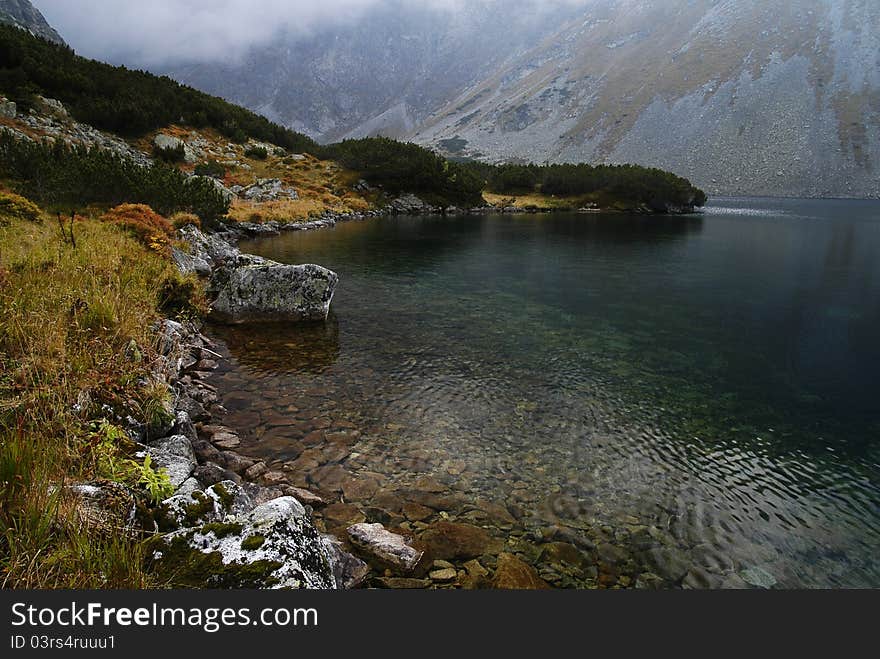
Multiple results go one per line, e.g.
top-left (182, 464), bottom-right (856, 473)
top-left (101, 204), bottom-right (173, 256)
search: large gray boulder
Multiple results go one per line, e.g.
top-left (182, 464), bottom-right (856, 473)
top-left (0, 98), bottom-right (16, 119)
top-left (159, 480), bottom-right (255, 529)
top-left (173, 225), bottom-right (339, 324)
top-left (150, 496), bottom-right (337, 589)
top-left (153, 133), bottom-right (201, 164)
top-left (172, 225), bottom-right (240, 275)
top-left (211, 262), bottom-right (338, 324)
top-left (389, 193), bottom-right (432, 215)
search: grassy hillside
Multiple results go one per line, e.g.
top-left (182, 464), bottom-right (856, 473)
top-left (0, 191), bottom-right (197, 587)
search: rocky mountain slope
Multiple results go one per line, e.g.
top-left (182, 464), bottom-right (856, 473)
top-left (168, 0), bottom-right (879, 199)
top-left (167, 2), bottom-right (579, 144)
top-left (0, 0), bottom-right (64, 44)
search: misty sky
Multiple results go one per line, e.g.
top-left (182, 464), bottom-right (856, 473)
top-left (33, 0), bottom-right (590, 67)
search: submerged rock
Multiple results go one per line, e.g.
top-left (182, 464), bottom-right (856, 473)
top-left (739, 566), bottom-right (777, 589)
top-left (429, 567), bottom-right (458, 582)
top-left (347, 522), bottom-right (423, 572)
top-left (321, 535), bottom-right (370, 589)
top-left (420, 521), bottom-right (499, 560)
top-left (492, 553), bottom-right (551, 590)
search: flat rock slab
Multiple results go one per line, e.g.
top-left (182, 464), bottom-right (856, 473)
top-left (348, 522), bottom-right (423, 573)
top-left (321, 502), bottom-right (367, 528)
top-left (420, 521), bottom-right (500, 560)
top-left (492, 553), bottom-right (551, 590)
top-left (374, 577), bottom-right (430, 589)
top-left (429, 567), bottom-right (458, 582)
top-left (211, 432), bottom-right (241, 450)
top-left (282, 486), bottom-right (326, 508)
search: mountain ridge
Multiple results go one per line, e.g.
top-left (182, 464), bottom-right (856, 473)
top-left (165, 0), bottom-right (879, 199)
top-left (0, 0), bottom-right (64, 45)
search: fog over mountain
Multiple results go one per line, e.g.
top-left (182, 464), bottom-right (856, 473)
top-left (34, 0), bottom-right (880, 198)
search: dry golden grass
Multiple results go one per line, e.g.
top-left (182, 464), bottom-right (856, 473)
top-left (227, 198), bottom-right (325, 224)
top-left (483, 191), bottom-right (603, 210)
top-left (225, 152), bottom-right (372, 223)
top-left (0, 200), bottom-right (181, 588)
top-left (132, 125), bottom-right (377, 222)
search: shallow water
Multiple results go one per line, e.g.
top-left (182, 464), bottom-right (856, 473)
top-left (209, 198), bottom-right (880, 588)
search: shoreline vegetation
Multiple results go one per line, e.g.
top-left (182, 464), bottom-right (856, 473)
top-left (0, 27), bottom-right (708, 589)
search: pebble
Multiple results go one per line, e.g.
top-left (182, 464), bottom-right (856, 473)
top-left (739, 566), bottom-right (777, 589)
top-left (429, 568), bottom-right (458, 582)
top-left (260, 471), bottom-right (289, 487)
top-left (212, 432), bottom-right (241, 450)
top-left (375, 577), bottom-right (430, 589)
top-left (244, 462), bottom-right (269, 480)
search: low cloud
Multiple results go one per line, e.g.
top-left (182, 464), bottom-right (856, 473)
top-left (33, 0), bottom-right (590, 66)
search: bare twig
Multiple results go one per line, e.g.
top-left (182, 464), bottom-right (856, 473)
top-left (69, 211), bottom-right (76, 250)
top-left (56, 212), bottom-right (68, 244)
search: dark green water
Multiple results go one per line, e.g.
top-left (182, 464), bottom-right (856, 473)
top-left (212, 197), bottom-right (880, 588)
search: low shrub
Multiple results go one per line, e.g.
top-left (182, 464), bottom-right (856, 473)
top-left (169, 212), bottom-right (201, 230)
top-left (0, 191), bottom-right (42, 224)
top-left (153, 143), bottom-right (186, 164)
top-left (101, 204), bottom-right (173, 256)
top-left (244, 146), bottom-right (268, 160)
top-left (0, 132), bottom-right (231, 225)
top-left (194, 160), bottom-right (225, 179)
top-left (157, 272), bottom-right (207, 320)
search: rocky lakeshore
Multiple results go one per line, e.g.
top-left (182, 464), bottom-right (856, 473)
top-left (225, 192), bottom-right (699, 241)
top-left (167, 220), bottom-right (691, 591)
top-left (159, 222), bottom-right (579, 589)
top-left (60, 203), bottom-right (714, 590)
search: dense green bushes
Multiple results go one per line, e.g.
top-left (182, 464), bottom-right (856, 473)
top-left (321, 137), bottom-right (485, 206)
top-left (0, 24), bottom-right (315, 152)
top-left (194, 160), bottom-right (226, 179)
top-left (244, 146), bottom-right (268, 160)
top-left (153, 142), bottom-right (186, 164)
top-left (465, 161), bottom-right (707, 209)
top-left (541, 164), bottom-right (706, 209)
top-left (0, 132), bottom-right (229, 223)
